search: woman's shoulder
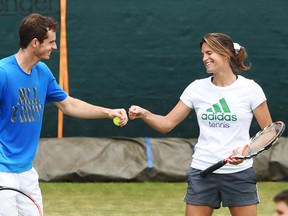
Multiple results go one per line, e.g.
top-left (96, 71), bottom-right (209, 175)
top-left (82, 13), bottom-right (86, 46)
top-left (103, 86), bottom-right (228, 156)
top-left (190, 76), bottom-right (212, 86)
top-left (237, 75), bottom-right (260, 86)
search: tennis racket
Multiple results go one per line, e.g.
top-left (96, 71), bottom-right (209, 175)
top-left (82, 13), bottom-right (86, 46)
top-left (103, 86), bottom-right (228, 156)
top-left (200, 121), bottom-right (286, 177)
top-left (0, 186), bottom-right (42, 216)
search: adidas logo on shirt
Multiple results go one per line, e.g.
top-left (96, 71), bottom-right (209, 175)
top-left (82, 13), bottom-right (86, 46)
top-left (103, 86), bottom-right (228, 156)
top-left (201, 98), bottom-right (237, 128)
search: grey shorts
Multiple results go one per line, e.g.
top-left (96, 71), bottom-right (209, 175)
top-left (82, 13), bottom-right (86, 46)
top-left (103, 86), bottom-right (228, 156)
top-left (184, 167), bottom-right (259, 208)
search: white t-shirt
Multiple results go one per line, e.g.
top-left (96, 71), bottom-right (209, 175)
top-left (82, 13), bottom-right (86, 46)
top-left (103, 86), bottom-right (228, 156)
top-left (180, 75), bottom-right (267, 173)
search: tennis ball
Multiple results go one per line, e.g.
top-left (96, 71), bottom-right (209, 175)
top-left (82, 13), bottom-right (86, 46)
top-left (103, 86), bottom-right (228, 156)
top-left (113, 117), bottom-right (121, 126)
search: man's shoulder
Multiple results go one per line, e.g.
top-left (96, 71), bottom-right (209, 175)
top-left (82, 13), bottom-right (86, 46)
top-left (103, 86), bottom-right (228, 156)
top-left (0, 55), bottom-right (14, 67)
top-left (34, 61), bottom-right (52, 75)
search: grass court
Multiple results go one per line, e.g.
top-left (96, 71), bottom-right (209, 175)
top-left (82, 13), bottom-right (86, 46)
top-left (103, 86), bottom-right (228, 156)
top-left (41, 181), bottom-right (287, 216)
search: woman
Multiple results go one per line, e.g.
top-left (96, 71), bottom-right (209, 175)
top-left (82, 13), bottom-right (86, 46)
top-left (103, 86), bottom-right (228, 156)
top-left (129, 33), bottom-right (272, 216)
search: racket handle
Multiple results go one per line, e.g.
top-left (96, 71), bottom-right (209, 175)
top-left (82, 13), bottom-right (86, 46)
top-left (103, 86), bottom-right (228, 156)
top-left (200, 159), bottom-right (227, 177)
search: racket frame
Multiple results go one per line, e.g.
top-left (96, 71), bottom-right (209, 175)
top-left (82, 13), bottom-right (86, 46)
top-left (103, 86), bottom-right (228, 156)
top-left (0, 186), bottom-right (42, 216)
top-left (200, 121), bottom-right (285, 177)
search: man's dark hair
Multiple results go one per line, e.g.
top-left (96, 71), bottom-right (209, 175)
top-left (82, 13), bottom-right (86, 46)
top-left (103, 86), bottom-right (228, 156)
top-left (274, 190), bottom-right (288, 205)
top-left (19, 13), bottom-right (58, 48)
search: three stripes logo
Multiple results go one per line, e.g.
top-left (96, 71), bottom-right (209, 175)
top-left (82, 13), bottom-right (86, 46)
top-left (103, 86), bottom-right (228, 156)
top-left (201, 98), bottom-right (237, 122)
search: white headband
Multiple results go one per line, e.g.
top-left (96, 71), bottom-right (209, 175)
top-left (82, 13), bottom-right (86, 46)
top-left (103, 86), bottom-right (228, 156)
top-left (233, 42), bottom-right (241, 53)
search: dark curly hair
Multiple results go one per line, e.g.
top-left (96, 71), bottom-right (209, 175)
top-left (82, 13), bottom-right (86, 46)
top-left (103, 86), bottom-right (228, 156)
top-left (19, 13), bottom-right (58, 48)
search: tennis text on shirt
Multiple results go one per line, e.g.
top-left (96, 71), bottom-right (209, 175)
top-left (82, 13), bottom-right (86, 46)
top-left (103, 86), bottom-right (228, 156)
top-left (201, 98), bottom-right (237, 128)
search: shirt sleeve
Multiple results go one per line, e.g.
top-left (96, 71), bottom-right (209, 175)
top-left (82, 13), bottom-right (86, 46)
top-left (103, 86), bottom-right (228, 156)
top-left (250, 80), bottom-right (267, 110)
top-left (45, 77), bottom-right (68, 104)
top-left (39, 62), bottom-right (67, 104)
top-left (180, 82), bottom-right (195, 109)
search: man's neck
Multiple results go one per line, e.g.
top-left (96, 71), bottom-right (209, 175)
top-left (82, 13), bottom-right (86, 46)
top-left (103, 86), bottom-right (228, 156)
top-left (15, 49), bottom-right (39, 74)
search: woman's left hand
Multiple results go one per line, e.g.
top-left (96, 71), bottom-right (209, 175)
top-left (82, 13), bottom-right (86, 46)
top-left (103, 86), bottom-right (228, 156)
top-left (227, 157), bottom-right (244, 165)
top-left (227, 147), bottom-right (244, 165)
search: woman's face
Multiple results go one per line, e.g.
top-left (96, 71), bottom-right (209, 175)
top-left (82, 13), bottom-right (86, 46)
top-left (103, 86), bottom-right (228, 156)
top-left (201, 42), bottom-right (229, 74)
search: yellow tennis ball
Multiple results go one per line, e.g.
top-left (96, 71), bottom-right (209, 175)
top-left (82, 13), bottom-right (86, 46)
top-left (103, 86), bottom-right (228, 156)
top-left (113, 117), bottom-right (121, 126)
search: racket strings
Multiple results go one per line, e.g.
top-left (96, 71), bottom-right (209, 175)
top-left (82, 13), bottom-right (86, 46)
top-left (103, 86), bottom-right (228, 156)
top-left (0, 189), bottom-right (41, 216)
top-left (201, 121), bottom-right (285, 177)
top-left (245, 125), bottom-right (280, 156)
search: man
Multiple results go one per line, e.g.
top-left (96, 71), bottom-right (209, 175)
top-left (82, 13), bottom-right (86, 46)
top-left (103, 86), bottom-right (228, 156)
top-left (273, 190), bottom-right (288, 216)
top-left (0, 13), bottom-right (128, 213)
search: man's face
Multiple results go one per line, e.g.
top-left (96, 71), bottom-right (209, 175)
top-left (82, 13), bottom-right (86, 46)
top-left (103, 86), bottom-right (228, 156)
top-left (35, 30), bottom-right (57, 60)
top-left (273, 201), bottom-right (288, 216)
